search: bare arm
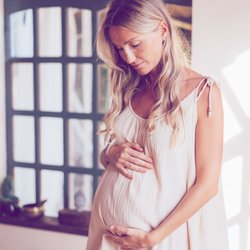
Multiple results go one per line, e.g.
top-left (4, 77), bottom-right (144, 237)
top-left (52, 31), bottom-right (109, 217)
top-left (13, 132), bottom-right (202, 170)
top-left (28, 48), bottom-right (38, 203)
top-left (148, 83), bottom-right (224, 244)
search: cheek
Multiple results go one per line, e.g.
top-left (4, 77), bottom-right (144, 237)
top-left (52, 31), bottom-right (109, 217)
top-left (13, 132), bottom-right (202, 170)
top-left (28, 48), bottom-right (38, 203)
top-left (148, 43), bottom-right (163, 65)
top-left (143, 38), bottom-right (163, 63)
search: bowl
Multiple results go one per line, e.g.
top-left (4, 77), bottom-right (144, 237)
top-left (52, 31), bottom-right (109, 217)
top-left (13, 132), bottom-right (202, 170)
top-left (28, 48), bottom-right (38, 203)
top-left (22, 200), bottom-right (47, 220)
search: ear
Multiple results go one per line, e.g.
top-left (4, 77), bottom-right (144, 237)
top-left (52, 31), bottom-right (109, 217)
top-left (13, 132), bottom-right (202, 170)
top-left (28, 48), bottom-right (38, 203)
top-left (159, 21), bottom-right (168, 42)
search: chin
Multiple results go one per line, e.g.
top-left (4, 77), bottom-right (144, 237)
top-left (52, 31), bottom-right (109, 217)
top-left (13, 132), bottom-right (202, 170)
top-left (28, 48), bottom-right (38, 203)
top-left (137, 71), bottom-right (147, 76)
top-left (136, 68), bottom-right (151, 76)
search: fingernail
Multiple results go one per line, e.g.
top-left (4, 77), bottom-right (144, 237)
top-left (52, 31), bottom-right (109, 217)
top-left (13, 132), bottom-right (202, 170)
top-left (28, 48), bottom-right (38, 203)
top-left (110, 225), bottom-right (114, 230)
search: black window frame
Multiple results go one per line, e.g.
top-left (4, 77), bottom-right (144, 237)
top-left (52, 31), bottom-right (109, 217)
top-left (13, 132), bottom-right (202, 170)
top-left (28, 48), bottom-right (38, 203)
top-left (4, 0), bottom-right (108, 213)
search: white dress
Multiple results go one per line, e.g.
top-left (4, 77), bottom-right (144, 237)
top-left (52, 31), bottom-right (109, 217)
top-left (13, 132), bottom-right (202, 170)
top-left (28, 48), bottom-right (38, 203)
top-left (86, 77), bottom-right (229, 250)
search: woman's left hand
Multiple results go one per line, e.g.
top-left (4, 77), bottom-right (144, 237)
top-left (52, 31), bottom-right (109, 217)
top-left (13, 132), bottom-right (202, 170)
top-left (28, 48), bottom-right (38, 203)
top-left (106, 225), bottom-right (157, 249)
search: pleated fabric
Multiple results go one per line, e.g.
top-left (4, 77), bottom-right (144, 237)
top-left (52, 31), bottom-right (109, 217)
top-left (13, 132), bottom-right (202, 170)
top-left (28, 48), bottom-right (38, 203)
top-left (86, 77), bottom-right (229, 250)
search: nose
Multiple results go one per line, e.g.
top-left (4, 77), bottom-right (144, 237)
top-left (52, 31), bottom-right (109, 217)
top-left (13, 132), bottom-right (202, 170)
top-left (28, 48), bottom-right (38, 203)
top-left (123, 49), bottom-right (136, 64)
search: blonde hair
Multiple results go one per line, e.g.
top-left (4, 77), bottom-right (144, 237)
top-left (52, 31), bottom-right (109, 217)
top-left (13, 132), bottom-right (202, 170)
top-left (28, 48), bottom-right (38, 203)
top-left (97, 0), bottom-right (190, 145)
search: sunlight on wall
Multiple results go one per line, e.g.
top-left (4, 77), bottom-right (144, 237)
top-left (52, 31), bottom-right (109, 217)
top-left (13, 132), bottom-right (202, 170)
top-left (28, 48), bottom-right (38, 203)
top-left (223, 98), bottom-right (242, 142)
top-left (222, 156), bottom-right (243, 249)
top-left (223, 50), bottom-right (250, 118)
top-left (222, 49), bottom-right (250, 250)
top-left (228, 224), bottom-right (240, 250)
top-left (222, 157), bottom-right (242, 220)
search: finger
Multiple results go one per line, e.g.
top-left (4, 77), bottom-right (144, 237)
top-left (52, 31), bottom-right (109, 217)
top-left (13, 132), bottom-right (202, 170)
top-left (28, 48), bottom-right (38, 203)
top-left (106, 234), bottom-right (125, 244)
top-left (119, 145), bottom-right (153, 165)
top-left (124, 161), bottom-right (147, 173)
top-left (129, 142), bottom-right (144, 152)
top-left (119, 166), bottom-right (134, 179)
top-left (126, 156), bottom-right (153, 170)
top-left (120, 243), bottom-right (141, 250)
top-left (121, 248), bottom-right (140, 250)
top-left (128, 150), bottom-right (153, 164)
top-left (111, 225), bottom-right (129, 236)
top-left (121, 247), bottom-right (134, 250)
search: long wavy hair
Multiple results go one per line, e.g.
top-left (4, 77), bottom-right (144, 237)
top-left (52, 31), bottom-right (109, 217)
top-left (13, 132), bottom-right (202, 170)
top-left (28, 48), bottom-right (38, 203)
top-left (97, 0), bottom-right (190, 145)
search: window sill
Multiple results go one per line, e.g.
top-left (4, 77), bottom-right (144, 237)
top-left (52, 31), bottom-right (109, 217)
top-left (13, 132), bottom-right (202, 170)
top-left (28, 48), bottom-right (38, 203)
top-left (0, 215), bottom-right (89, 236)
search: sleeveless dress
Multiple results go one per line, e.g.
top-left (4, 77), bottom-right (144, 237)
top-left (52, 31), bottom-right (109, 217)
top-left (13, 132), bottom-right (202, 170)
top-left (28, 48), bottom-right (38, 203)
top-left (86, 77), bottom-right (229, 250)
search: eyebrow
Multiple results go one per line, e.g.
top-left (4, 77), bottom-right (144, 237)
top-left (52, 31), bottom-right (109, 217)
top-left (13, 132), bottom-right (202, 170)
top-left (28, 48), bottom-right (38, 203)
top-left (112, 35), bottom-right (140, 47)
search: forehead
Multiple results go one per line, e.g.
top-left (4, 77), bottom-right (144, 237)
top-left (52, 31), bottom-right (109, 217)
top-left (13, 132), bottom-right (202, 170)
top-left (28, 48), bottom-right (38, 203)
top-left (108, 26), bottom-right (145, 46)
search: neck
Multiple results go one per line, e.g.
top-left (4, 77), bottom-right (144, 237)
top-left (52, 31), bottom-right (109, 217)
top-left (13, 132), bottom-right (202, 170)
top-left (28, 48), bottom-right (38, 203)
top-left (147, 70), bottom-right (158, 84)
top-left (144, 74), bottom-right (158, 91)
top-left (147, 60), bottom-right (163, 84)
top-left (141, 77), bottom-right (158, 101)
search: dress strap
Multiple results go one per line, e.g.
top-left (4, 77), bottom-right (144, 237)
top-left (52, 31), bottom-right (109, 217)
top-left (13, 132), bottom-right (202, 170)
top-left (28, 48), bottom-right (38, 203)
top-left (196, 77), bottom-right (215, 117)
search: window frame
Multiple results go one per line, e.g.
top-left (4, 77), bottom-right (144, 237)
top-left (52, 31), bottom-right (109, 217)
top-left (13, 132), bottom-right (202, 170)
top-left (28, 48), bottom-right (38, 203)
top-left (4, 0), bottom-right (106, 213)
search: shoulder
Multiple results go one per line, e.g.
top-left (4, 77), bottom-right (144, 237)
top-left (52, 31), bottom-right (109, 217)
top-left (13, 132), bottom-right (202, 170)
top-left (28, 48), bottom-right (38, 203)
top-left (180, 68), bottom-right (205, 98)
top-left (182, 68), bottom-right (223, 119)
top-left (197, 78), bottom-right (223, 122)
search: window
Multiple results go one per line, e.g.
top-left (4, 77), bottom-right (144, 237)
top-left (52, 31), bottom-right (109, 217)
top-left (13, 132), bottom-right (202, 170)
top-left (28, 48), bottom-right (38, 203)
top-left (5, 0), bottom-right (110, 217)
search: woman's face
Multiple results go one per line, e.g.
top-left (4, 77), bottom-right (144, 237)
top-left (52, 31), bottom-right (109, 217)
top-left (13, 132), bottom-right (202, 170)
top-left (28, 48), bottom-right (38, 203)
top-left (108, 24), bottom-right (167, 76)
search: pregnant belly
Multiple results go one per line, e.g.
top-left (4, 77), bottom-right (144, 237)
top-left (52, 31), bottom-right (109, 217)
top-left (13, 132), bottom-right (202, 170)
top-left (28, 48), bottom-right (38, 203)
top-left (93, 166), bottom-right (159, 231)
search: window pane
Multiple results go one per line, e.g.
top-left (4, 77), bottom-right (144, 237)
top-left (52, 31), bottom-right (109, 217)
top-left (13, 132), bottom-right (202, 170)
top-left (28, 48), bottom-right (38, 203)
top-left (12, 63), bottom-right (34, 110)
top-left (68, 119), bottom-right (93, 168)
top-left (39, 63), bottom-right (62, 112)
top-left (98, 121), bottom-right (106, 169)
top-left (14, 167), bottom-right (35, 205)
top-left (41, 170), bottom-right (64, 216)
top-left (10, 9), bottom-right (33, 57)
top-left (38, 7), bottom-right (62, 57)
top-left (67, 8), bottom-right (92, 57)
top-left (13, 116), bottom-right (35, 163)
top-left (97, 64), bottom-right (111, 113)
top-left (68, 174), bottom-right (93, 211)
top-left (68, 63), bottom-right (93, 113)
top-left (40, 117), bottom-right (63, 165)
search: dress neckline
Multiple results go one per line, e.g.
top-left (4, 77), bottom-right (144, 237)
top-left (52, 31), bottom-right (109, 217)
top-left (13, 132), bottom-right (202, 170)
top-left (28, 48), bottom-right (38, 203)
top-left (128, 85), bottom-right (197, 121)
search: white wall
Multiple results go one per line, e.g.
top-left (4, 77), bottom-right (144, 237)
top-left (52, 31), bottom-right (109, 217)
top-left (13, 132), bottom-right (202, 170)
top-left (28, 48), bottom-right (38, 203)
top-left (192, 1), bottom-right (250, 250)
top-left (0, 224), bottom-right (88, 250)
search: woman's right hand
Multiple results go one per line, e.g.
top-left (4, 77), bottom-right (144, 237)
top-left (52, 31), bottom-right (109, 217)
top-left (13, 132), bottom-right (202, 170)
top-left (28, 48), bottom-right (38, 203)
top-left (106, 142), bottom-right (153, 179)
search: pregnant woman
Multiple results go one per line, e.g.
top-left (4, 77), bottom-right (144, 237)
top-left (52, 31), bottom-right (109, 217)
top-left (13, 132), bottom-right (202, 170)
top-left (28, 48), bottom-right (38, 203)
top-left (86, 0), bottom-right (229, 249)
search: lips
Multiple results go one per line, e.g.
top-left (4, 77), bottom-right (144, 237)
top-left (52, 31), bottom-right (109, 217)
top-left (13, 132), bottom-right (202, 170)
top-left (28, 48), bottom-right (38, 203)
top-left (133, 62), bottom-right (144, 69)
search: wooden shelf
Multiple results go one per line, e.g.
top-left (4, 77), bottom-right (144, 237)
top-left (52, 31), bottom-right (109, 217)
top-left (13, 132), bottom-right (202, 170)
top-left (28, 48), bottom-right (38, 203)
top-left (0, 215), bottom-right (89, 236)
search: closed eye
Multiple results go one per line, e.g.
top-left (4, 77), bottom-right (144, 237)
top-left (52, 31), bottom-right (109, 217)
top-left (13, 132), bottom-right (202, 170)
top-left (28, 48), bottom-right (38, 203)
top-left (132, 43), bottom-right (140, 49)
top-left (114, 43), bottom-right (141, 52)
